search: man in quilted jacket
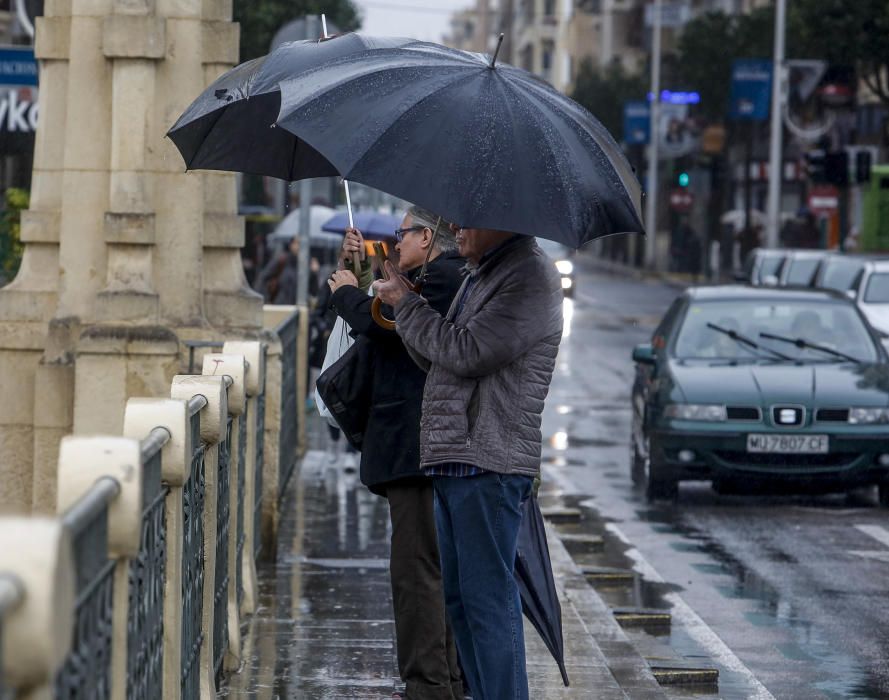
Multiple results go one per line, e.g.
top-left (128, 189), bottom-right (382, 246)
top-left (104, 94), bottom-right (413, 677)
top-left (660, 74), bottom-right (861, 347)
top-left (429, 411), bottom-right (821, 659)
top-left (375, 226), bottom-right (564, 700)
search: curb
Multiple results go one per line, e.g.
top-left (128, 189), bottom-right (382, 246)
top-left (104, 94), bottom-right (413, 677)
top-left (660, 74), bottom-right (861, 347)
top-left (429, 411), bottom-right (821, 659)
top-left (545, 521), bottom-right (668, 699)
top-left (585, 258), bottom-right (699, 290)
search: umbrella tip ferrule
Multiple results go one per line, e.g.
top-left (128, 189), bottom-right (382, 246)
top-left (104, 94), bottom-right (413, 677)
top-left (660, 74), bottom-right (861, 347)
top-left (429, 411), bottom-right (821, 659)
top-left (490, 34), bottom-right (505, 69)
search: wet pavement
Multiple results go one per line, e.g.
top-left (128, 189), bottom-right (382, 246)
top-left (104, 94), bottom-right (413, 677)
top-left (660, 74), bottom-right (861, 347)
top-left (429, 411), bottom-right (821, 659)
top-left (224, 254), bottom-right (889, 699)
top-left (222, 432), bottom-right (667, 699)
top-left (542, 258), bottom-right (889, 699)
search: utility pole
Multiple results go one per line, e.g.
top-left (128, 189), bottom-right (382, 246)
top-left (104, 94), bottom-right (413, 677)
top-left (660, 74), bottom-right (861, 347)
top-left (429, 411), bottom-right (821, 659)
top-left (645, 0), bottom-right (663, 269)
top-left (765, 0), bottom-right (786, 249)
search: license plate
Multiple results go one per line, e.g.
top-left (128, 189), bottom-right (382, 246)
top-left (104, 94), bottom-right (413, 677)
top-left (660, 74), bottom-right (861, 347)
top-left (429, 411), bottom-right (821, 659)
top-left (747, 434), bottom-right (829, 454)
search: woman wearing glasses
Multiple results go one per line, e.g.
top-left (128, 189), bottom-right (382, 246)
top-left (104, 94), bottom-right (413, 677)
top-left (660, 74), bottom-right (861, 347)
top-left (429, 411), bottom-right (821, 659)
top-left (328, 205), bottom-right (466, 700)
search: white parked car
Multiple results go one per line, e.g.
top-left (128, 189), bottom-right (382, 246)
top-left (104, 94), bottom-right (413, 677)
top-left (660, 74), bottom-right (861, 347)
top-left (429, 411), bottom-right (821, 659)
top-left (849, 260), bottom-right (889, 338)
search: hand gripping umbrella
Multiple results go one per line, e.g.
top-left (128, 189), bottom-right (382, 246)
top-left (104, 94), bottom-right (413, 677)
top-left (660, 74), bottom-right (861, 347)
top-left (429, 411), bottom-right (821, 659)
top-left (275, 37), bottom-right (645, 249)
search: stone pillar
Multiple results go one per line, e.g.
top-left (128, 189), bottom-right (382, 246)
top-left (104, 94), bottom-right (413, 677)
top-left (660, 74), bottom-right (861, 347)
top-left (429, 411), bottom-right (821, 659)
top-left (0, 0), bottom-right (262, 513)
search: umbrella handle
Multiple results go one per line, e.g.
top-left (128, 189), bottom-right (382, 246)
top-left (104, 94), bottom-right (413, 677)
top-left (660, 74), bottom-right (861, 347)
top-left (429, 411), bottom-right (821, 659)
top-left (371, 296), bottom-right (397, 331)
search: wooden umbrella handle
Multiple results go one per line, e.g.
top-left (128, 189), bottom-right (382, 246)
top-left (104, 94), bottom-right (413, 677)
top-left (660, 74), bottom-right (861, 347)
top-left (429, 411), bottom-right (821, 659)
top-left (371, 296), bottom-right (397, 330)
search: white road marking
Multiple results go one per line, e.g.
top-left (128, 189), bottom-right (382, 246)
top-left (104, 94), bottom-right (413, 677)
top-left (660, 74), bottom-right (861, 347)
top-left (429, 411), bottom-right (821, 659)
top-left (544, 463), bottom-right (776, 700)
top-left (849, 550), bottom-right (889, 564)
top-left (604, 522), bottom-right (777, 700)
top-left (855, 523), bottom-right (889, 549)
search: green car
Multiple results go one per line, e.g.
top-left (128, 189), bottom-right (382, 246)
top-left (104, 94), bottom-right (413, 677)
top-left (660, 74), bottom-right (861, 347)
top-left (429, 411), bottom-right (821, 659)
top-left (631, 286), bottom-right (889, 503)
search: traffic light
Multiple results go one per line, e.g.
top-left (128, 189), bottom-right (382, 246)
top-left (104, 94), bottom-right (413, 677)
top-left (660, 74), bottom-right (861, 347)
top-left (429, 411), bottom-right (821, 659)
top-left (856, 150), bottom-right (873, 184)
top-left (805, 150), bottom-right (826, 182)
top-left (677, 171), bottom-right (690, 187)
top-left (824, 150), bottom-right (849, 186)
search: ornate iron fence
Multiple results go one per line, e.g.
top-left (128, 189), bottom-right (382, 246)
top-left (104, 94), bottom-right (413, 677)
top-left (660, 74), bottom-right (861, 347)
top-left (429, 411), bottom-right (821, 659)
top-left (126, 428), bottom-right (171, 700)
top-left (180, 409), bottom-right (206, 700)
top-left (254, 381), bottom-right (266, 561)
top-left (236, 404), bottom-right (247, 607)
top-left (0, 574), bottom-right (23, 700)
top-left (277, 311), bottom-right (299, 499)
top-left (55, 478), bottom-right (121, 700)
top-left (214, 415), bottom-right (232, 682)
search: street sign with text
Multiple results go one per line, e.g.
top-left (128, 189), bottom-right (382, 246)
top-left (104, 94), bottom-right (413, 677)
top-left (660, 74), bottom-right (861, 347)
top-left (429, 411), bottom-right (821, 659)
top-left (0, 47), bottom-right (38, 87)
top-left (729, 59), bottom-right (772, 121)
top-left (623, 101), bottom-right (650, 145)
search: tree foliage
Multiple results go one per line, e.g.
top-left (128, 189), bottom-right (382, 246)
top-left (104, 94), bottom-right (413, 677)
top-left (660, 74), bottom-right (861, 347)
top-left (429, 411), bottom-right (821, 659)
top-left (0, 188), bottom-right (28, 284)
top-left (234, 0), bottom-right (362, 61)
top-left (675, 2), bottom-right (889, 122)
top-left (571, 59), bottom-right (649, 142)
top-left (792, 0), bottom-right (889, 107)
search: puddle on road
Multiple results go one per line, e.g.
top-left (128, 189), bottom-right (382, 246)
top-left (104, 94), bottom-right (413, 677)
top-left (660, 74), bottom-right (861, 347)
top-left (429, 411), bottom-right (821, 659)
top-left (538, 486), bottom-right (889, 699)
top-left (630, 505), bottom-right (885, 699)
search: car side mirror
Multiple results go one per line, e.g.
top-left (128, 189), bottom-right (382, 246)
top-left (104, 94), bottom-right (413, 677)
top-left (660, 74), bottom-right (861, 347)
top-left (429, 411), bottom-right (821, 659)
top-left (762, 274), bottom-right (779, 287)
top-left (632, 344), bottom-right (656, 365)
top-left (846, 289), bottom-right (857, 300)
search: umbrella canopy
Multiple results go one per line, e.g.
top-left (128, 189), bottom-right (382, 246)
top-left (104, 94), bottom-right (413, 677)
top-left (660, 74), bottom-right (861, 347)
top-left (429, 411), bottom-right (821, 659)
top-left (322, 211), bottom-right (401, 240)
top-left (516, 495), bottom-right (569, 686)
top-left (266, 205), bottom-right (337, 246)
top-left (276, 42), bottom-right (644, 248)
top-left (167, 33), bottom-right (415, 180)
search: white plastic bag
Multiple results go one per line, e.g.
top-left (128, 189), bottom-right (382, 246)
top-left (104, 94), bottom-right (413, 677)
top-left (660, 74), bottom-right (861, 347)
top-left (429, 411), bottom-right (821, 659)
top-left (315, 316), bottom-right (354, 427)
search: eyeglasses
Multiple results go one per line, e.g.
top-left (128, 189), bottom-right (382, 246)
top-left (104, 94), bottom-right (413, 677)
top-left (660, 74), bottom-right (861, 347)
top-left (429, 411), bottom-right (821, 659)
top-left (394, 225), bottom-right (425, 242)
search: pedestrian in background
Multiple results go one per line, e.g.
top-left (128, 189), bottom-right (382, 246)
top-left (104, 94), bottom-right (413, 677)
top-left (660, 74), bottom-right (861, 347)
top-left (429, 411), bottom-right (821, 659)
top-left (328, 205), bottom-right (466, 700)
top-left (375, 226), bottom-right (564, 700)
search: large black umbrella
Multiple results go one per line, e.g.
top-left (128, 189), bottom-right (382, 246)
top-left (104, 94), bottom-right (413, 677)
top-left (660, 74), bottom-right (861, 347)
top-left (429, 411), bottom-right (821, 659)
top-left (516, 495), bottom-right (569, 686)
top-left (167, 33), bottom-right (414, 180)
top-left (276, 41), bottom-right (644, 247)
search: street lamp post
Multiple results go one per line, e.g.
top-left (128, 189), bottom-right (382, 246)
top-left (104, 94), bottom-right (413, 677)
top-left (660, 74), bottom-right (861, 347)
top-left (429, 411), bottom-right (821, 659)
top-left (765, 0), bottom-right (786, 249)
top-left (645, 0), bottom-right (663, 269)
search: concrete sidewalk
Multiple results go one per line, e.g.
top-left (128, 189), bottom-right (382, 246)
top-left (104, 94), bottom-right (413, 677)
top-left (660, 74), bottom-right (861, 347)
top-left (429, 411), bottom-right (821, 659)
top-left (221, 448), bottom-right (667, 698)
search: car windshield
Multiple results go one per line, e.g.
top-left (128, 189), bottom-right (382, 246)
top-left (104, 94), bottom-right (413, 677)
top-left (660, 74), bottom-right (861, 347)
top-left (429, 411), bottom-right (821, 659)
top-left (864, 273), bottom-right (889, 303)
top-left (536, 237), bottom-right (572, 259)
top-left (673, 299), bottom-right (879, 363)
top-left (785, 258), bottom-right (820, 285)
top-left (820, 259), bottom-right (863, 291)
top-left (757, 255), bottom-right (783, 282)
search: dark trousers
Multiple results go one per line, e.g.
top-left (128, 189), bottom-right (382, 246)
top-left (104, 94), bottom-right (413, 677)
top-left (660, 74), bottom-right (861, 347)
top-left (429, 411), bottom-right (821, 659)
top-left (432, 472), bottom-right (533, 700)
top-left (387, 480), bottom-right (463, 700)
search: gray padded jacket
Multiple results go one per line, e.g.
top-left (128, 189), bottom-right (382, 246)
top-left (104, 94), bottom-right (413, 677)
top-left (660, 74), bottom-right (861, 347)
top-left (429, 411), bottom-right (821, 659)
top-left (394, 235), bottom-right (564, 477)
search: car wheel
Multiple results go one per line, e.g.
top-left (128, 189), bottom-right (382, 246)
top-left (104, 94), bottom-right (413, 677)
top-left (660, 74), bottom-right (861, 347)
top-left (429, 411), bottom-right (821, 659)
top-left (878, 481), bottom-right (889, 508)
top-left (646, 476), bottom-right (679, 502)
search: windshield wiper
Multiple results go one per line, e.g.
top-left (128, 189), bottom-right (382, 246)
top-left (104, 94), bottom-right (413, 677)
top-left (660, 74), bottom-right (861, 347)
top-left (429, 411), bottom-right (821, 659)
top-left (706, 323), bottom-right (793, 361)
top-left (758, 331), bottom-right (862, 364)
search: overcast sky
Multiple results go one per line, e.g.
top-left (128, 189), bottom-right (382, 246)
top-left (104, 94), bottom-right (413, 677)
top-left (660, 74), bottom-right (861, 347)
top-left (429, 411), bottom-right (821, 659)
top-left (351, 0), bottom-right (475, 43)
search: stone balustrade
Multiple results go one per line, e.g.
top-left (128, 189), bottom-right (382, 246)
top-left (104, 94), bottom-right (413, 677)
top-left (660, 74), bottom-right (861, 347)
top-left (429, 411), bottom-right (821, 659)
top-left (0, 307), bottom-right (305, 699)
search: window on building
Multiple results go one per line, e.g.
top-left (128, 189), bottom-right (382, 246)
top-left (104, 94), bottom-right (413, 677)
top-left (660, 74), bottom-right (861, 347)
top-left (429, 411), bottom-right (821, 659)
top-left (544, 0), bottom-right (557, 16)
top-left (521, 44), bottom-right (535, 73)
top-left (541, 39), bottom-right (555, 76)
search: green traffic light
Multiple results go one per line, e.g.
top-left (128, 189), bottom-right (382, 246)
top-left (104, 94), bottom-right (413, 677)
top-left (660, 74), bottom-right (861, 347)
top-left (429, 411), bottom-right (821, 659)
top-left (678, 172), bottom-right (690, 187)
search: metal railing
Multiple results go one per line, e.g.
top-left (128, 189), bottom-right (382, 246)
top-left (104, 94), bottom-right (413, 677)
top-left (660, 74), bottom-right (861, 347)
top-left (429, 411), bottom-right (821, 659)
top-left (126, 428), bottom-right (172, 700)
top-left (214, 414), bottom-right (232, 682)
top-left (180, 410), bottom-right (205, 700)
top-left (236, 403), bottom-right (247, 607)
top-left (55, 478), bottom-right (121, 700)
top-left (254, 380), bottom-right (266, 561)
top-left (0, 574), bottom-right (23, 700)
top-left (277, 311), bottom-right (300, 499)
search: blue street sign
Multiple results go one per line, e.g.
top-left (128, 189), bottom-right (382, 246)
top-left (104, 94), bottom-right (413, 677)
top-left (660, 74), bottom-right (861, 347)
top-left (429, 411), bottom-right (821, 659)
top-left (624, 101), bottom-right (650, 145)
top-left (0, 47), bottom-right (38, 87)
top-left (729, 59), bottom-right (771, 121)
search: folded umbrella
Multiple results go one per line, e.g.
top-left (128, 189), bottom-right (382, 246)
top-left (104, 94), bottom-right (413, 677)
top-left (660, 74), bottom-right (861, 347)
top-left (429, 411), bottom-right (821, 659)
top-left (516, 494), bottom-right (569, 686)
top-left (276, 40), bottom-right (644, 248)
top-left (167, 33), bottom-right (415, 180)
top-left (322, 211), bottom-right (400, 240)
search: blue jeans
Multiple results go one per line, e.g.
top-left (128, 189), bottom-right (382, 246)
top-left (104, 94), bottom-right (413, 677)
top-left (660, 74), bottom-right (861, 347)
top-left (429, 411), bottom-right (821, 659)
top-left (432, 472), bottom-right (533, 700)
